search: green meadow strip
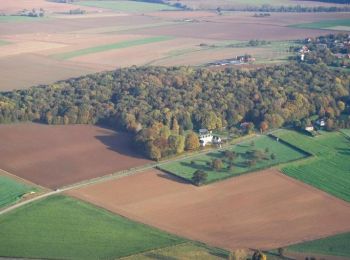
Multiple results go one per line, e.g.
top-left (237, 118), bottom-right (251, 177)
top-left (290, 19), bottom-right (350, 29)
top-left (53, 36), bottom-right (174, 60)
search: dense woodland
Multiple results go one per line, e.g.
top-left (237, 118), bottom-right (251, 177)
top-left (0, 34), bottom-right (349, 159)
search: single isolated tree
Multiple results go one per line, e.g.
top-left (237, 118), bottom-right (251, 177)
top-left (192, 170), bottom-right (208, 186)
top-left (212, 159), bottom-right (223, 170)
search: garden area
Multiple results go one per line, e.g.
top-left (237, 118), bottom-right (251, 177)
top-left (158, 135), bottom-right (308, 185)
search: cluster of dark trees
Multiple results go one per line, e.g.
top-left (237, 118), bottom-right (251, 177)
top-left (228, 5), bottom-right (350, 12)
top-left (0, 34), bottom-right (349, 159)
top-left (303, 0), bottom-right (350, 3)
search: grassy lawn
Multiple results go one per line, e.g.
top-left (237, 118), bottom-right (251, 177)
top-left (0, 176), bottom-right (36, 208)
top-left (158, 135), bottom-right (308, 184)
top-left (340, 129), bottom-right (350, 137)
top-left (122, 242), bottom-right (228, 260)
top-left (290, 19), bottom-right (350, 30)
top-left (273, 129), bottom-right (350, 202)
top-left (0, 40), bottom-right (11, 46)
top-left (54, 36), bottom-right (174, 60)
top-left (0, 195), bottom-right (183, 260)
top-left (75, 0), bottom-right (179, 12)
top-left (287, 232), bottom-right (350, 258)
top-left (0, 16), bottom-right (47, 23)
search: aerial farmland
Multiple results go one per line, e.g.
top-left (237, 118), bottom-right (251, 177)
top-left (1, 0), bottom-right (350, 259)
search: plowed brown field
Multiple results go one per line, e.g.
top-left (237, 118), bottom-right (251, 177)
top-left (68, 168), bottom-right (350, 250)
top-left (0, 123), bottom-right (151, 189)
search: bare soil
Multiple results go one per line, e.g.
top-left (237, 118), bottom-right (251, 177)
top-left (68, 168), bottom-right (350, 250)
top-left (0, 123), bottom-right (151, 189)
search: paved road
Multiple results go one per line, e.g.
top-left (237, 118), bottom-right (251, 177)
top-left (0, 131), bottom-right (274, 216)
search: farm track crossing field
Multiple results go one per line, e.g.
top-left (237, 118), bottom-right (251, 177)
top-left (53, 36), bottom-right (174, 60)
top-left (75, 0), bottom-right (178, 12)
top-left (287, 232), bottom-right (350, 258)
top-left (0, 175), bottom-right (35, 208)
top-left (273, 130), bottom-right (350, 202)
top-left (158, 135), bottom-right (308, 184)
top-left (0, 195), bottom-right (183, 259)
top-left (68, 168), bottom-right (350, 250)
top-left (0, 123), bottom-right (151, 189)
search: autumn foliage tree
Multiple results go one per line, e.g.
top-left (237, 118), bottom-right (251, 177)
top-left (185, 132), bottom-right (200, 151)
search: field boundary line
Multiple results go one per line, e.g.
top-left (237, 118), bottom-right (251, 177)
top-left (0, 168), bottom-right (48, 191)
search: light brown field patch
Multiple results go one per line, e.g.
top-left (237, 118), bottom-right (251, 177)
top-left (127, 20), bottom-right (336, 40)
top-left (0, 0), bottom-right (100, 14)
top-left (0, 123), bottom-right (151, 189)
top-left (0, 41), bottom-right (66, 57)
top-left (0, 54), bottom-right (103, 90)
top-left (68, 168), bottom-right (350, 250)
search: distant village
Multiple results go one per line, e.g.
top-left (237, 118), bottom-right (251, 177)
top-left (298, 35), bottom-right (350, 64)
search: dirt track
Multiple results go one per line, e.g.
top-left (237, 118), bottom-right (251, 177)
top-left (68, 168), bottom-right (350, 250)
top-left (0, 123), bottom-right (151, 189)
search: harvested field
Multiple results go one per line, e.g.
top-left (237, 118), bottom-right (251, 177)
top-left (128, 21), bottom-right (336, 41)
top-left (0, 54), bottom-right (100, 90)
top-left (0, 123), bottom-right (151, 189)
top-left (75, 0), bottom-right (178, 12)
top-left (68, 168), bottom-right (350, 250)
top-left (0, 0), bottom-right (100, 14)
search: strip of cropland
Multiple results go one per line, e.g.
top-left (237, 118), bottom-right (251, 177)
top-left (158, 135), bottom-right (308, 184)
top-left (0, 195), bottom-right (184, 260)
top-left (287, 232), bottom-right (350, 258)
top-left (0, 16), bottom-right (48, 23)
top-left (122, 242), bottom-right (228, 260)
top-left (75, 0), bottom-right (178, 12)
top-left (53, 36), bottom-right (174, 60)
top-left (68, 168), bottom-right (350, 250)
top-left (290, 19), bottom-right (350, 31)
top-left (0, 175), bottom-right (36, 208)
top-left (272, 129), bottom-right (350, 202)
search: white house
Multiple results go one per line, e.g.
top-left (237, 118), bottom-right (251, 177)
top-left (199, 129), bottom-right (213, 146)
top-left (199, 129), bottom-right (222, 147)
top-left (305, 126), bottom-right (314, 132)
top-left (316, 119), bottom-right (326, 127)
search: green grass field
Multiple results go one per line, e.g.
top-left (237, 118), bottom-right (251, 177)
top-left (290, 19), bottom-right (350, 30)
top-left (0, 176), bottom-right (35, 208)
top-left (158, 135), bottom-right (308, 184)
top-left (0, 195), bottom-right (183, 260)
top-left (287, 232), bottom-right (350, 258)
top-left (340, 129), bottom-right (350, 137)
top-left (75, 0), bottom-right (178, 12)
top-left (0, 16), bottom-right (47, 23)
top-left (0, 40), bottom-right (11, 46)
top-left (273, 129), bottom-right (350, 202)
top-left (54, 36), bottom-right (174, 60)
top-left (123, 242), bottom-right (228, 260)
